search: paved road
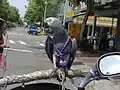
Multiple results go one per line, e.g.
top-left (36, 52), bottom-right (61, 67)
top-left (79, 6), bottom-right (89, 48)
top-left (0, 27), bottom-right (120, 90)
top-left (1, 27), bottom-right (82, 90)
top-left (4, 27), bottom-right (50, 76)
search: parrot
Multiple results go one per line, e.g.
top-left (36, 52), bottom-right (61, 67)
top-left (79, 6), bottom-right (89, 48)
top-left (44, 17), bottom-right (77, 70)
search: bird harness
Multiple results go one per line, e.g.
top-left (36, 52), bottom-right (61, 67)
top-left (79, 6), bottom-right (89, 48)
top-left (53, 36), bottom-right (70, 68)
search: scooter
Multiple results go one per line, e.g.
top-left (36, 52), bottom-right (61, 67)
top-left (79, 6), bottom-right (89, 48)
top-left (1, 52), bottom-right (120, 90)
top-left (78, 52), bottom-right (120, 90)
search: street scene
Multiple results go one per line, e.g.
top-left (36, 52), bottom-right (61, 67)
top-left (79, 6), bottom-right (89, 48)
top-left (1, 0), bottom-right (120, 90)
top-left (3, 27), bottom-right (120, 90)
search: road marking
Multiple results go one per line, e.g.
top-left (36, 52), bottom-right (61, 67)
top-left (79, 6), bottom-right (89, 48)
top-left (8, 33), bottom-right (12, 35)
top-left (18, 41), bottom-right (27, 45)
top-left (19, 34), bottom-right (23, 35)
top-left (4, 48), bottom-right (33, 53)
top-left (40, 43), bottom-right (45, 47)
top-left (8, 32), bottom-right (24, 36)
top-left (13, 32), bottom-right (18, 35)
top-left (37, 41), bottom-right (40, 43)
top-left (9, 40), bottom-right (16, 44)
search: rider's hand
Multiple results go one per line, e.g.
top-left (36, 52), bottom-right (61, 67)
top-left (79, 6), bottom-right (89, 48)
top-left (0, 44), bottom-right (7, 48)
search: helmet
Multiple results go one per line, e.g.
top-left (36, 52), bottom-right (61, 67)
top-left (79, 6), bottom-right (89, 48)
top-left (44, 17), bottom-right (65, 34)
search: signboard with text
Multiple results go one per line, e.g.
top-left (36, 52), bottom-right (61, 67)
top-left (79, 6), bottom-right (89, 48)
top-left (68, 23), bottom-right (80, 39)
top-left (65, 11), bottom-right (75, 18)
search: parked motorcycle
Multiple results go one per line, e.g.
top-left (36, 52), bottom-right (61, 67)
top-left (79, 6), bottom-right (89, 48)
top-left (78, 52), bottom-right (120, 90)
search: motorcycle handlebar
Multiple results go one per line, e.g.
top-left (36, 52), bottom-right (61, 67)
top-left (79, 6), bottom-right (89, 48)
top-left (0, 46), bottom-right (10, 48)
top-left (78, 87), bottom-right (85, 90)
top-left (5, 46), bottom-right (10, 48)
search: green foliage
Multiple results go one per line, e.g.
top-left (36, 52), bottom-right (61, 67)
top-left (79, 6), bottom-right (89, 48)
top-left (0, 0), bottom-right (23, 26)
top-left (24, 0), bottom-right (43, 24)
top-left (73, 0), bottom-right (80, 7)
top-left (46, 0), bottom-right (58, 17)
top-left (24, 0), bottom-right (59, 24)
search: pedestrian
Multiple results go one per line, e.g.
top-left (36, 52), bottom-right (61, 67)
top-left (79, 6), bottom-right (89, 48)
top-left (0, 18), bottom-right (8, 66)
top-left (109, 35), bottom-right (115, 52)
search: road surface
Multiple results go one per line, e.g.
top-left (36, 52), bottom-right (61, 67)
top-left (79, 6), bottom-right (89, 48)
top-left (0, 27), bottom-right (81, 90)
top-left (0, 27), bottom-right (120, 90)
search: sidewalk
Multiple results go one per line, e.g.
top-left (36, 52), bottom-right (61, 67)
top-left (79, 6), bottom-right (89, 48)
top-left (72, 51), bottom-right (120, 90)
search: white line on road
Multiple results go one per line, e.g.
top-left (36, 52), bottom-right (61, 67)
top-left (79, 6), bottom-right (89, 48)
top-left (9, 40), bottom-right (16, 44)
top-left (40, 43), bottom-right (45, 47)
top-left (13, 32), bottom-right (18, 35)
top-left (8, 32), bottom-right (12, 35)
top-left (19, 34), bottom-right (23, 35)
top-left (18, 41), bottom-right (27, 45)
top-left (8, 32), bottom-right (23, 36)
top-left (37, 41), bottom-right (40, 43)
top-left (4, 48), bottom-right (33, 53)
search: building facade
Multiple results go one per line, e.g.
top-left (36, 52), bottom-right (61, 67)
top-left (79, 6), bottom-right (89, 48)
top-left (57, 0), bottom-right (74, 23)
top-left (73, 0), bottom-right (120, 51)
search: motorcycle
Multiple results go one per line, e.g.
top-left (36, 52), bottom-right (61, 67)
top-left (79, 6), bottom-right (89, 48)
top-left (78, 52), bottom-right (120, 90)
top-left (1, 52), bottom-right (120, 90)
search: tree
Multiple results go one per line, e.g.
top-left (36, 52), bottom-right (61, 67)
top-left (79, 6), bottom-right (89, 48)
top-left (24, 0), bottom-right (59, 24)
top-left (46, 0), bottom-right (58, 17)
top-left (0, 2), bottom-right (10, 21)
top-left (24, 0), bottom-right (41, 24)
top-left (72, 0), bottom-right (93, 49)
top-left (8, 6), bottom-right (20, 22)
top-left (80, 0), bottom-right (93, 41)
top-left (0, 0), bottom-right (23, 26)
top-left (0, 68), bottom-right (86, 86)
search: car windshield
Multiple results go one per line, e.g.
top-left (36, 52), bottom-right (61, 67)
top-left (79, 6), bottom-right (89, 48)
top-left (29, 24), bottom-right (37, 29)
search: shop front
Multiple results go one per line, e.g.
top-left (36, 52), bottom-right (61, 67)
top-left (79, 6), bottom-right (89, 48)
top-left (73, 16), bottom-right (117, 51)
top-left (65, 11), bottom-right (75, 29)
top-left (65, 10), bottom-right (82, 48)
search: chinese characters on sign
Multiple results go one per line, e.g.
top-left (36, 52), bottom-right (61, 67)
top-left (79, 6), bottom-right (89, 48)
top-left (68, 23), bottom-right (80, 39)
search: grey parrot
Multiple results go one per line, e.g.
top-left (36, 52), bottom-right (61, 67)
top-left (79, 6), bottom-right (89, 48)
top-left (44, 17), bottom-right (77, 70)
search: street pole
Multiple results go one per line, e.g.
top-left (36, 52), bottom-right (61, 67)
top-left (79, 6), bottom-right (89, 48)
top-left (63, 0), bottom-right (67, 26)
top-left (43, 1), bottom-right (47, 36)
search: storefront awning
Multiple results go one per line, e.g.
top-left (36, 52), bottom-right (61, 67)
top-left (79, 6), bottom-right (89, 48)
top-left (73, 16), bottom-right (117, 27)
top-left (95, 9), bottom-right (118, 18)
top-left (73, 12), bottom-right (86, 18)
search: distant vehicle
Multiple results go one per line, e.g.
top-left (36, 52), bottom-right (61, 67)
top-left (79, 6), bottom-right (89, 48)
top-left (27, 23), bottom-right (38, 35)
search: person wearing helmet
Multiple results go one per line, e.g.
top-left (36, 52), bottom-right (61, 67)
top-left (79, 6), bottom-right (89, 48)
top-left (44, 17), bottom-right (77, 71)
top-left (0, 18), bottom-right (8, 66)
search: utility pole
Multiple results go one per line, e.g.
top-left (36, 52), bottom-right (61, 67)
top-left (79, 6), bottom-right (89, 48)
top-left (44, 1), bottom-right (47, 22)
top-left (63, 0), bottom-right (67, 26)
top-left (43, 1), bottom-right (48, 36)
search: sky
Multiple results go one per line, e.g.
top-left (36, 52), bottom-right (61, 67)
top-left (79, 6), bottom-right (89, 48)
top-left (8, 0), bottom-right (28, 17)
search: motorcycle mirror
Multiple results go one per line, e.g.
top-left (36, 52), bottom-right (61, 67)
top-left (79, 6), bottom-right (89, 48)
top-left (97, 52), bottom-right (120, 77)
